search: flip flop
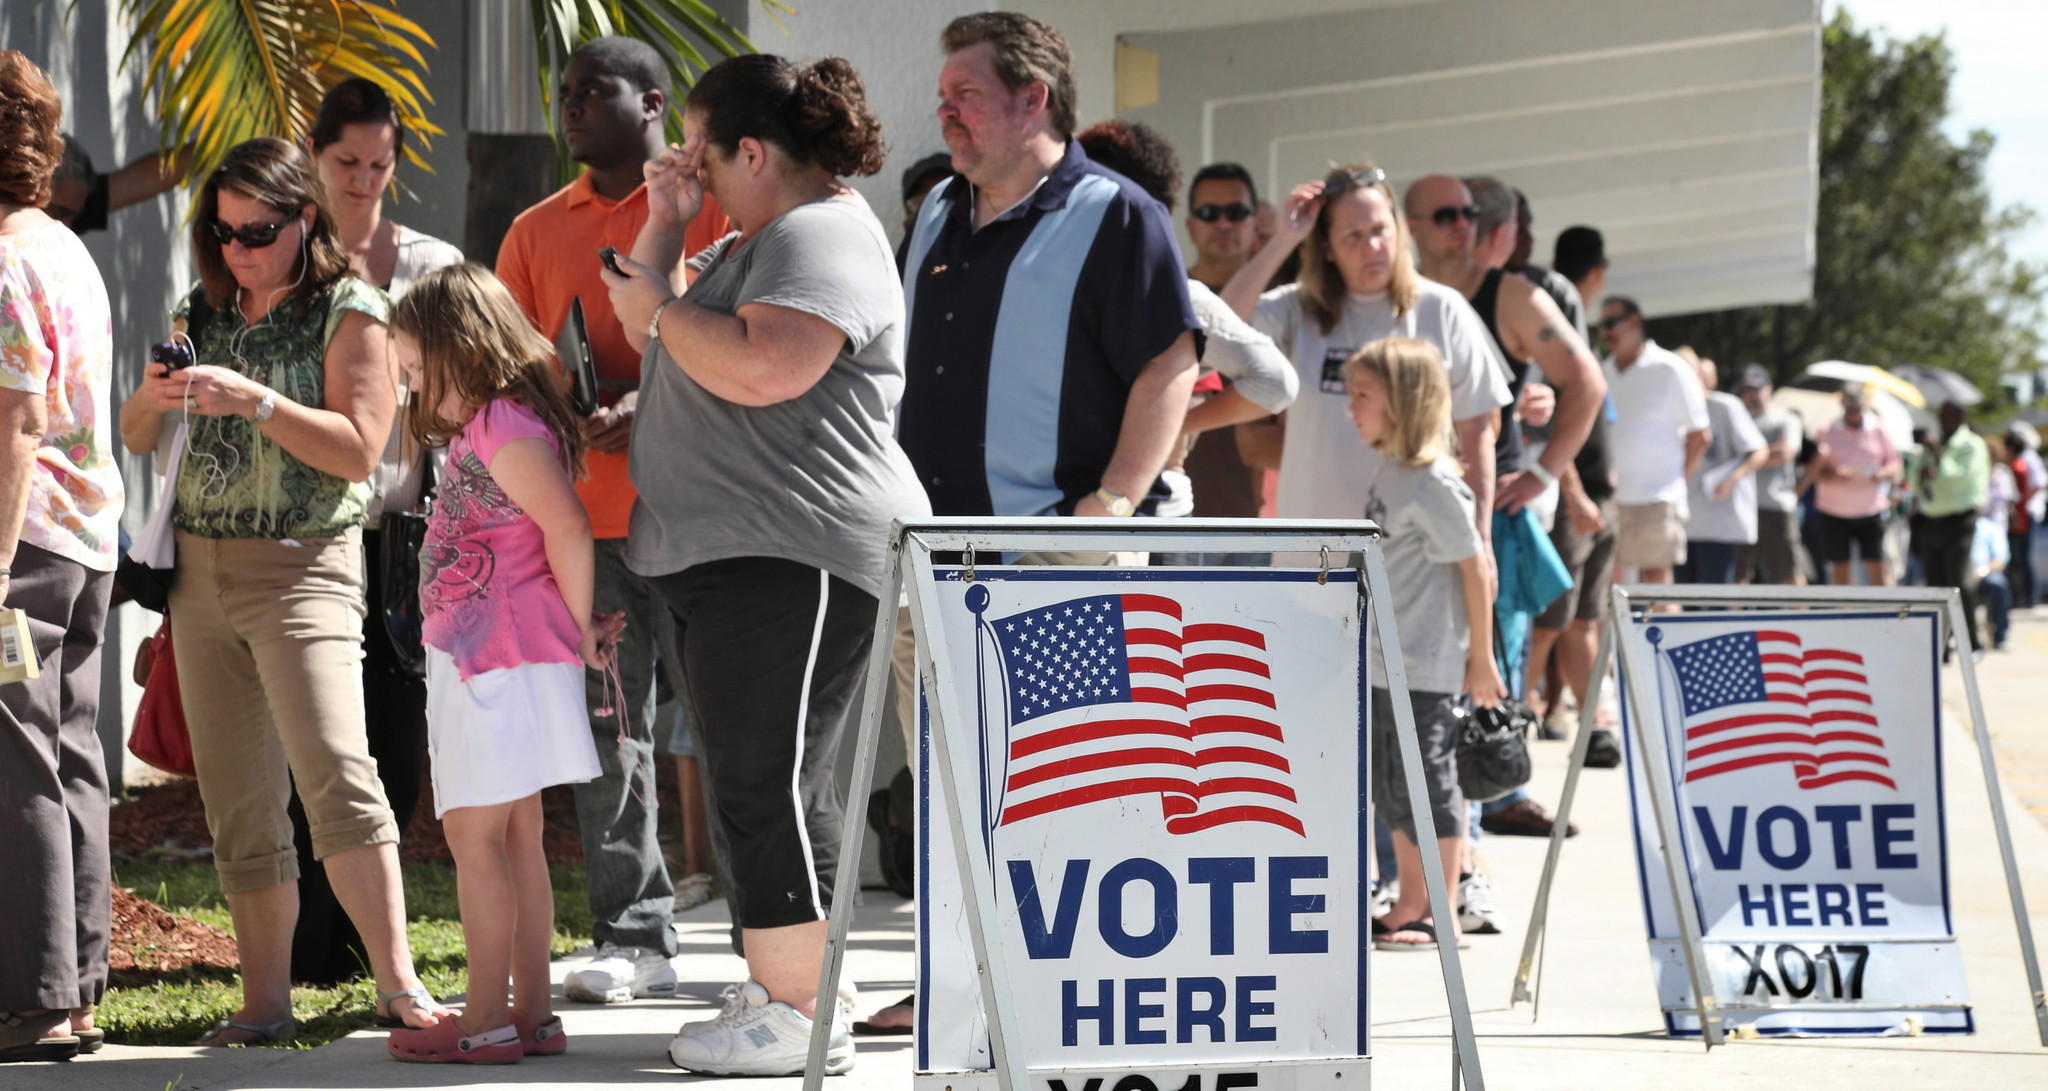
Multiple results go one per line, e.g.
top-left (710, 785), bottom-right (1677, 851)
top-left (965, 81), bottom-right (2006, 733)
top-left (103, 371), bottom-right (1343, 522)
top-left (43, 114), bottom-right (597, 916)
top-left (0, 1010), bottom-right (79, 1063)
top-left (1373, 919), bottom-right (1440, 952)
top-left (195, 1015), bottom-right (296, 1047)
top-left (373, 985), bottom-right (446, 1029)
top-left (852, 994), bottom-right (916, 1036)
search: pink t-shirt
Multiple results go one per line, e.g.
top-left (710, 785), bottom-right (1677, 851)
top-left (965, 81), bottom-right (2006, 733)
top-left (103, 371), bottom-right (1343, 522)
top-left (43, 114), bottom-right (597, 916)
top-left (421, 399), bottom-right (583, 679)
top-left (1814, 416), bottom-right (1899, 519)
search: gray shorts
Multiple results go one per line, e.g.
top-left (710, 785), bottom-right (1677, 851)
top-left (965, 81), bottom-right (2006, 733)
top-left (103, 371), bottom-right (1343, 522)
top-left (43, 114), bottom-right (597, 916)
top-left (1370, 686), bottom-right (1464, 842)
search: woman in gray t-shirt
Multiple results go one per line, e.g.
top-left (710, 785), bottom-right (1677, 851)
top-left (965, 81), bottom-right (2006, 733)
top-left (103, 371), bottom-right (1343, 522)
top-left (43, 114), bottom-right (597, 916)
top-left (601, 54), bottom-right (927, 1076)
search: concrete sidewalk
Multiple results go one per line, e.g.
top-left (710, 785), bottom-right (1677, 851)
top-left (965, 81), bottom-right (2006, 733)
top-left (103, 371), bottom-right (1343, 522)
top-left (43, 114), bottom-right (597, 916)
top-left (10, 622), bottom-right (2048, 1089)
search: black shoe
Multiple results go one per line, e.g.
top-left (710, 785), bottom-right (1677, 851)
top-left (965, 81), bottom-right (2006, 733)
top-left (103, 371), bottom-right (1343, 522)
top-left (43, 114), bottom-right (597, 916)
top-left (1584, 728), bottom-right (1623, 769)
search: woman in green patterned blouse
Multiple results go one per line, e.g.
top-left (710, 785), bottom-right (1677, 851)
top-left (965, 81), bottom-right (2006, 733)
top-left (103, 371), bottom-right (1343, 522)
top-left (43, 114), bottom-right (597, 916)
top-left (118, 137), bottom-right (442, 1045)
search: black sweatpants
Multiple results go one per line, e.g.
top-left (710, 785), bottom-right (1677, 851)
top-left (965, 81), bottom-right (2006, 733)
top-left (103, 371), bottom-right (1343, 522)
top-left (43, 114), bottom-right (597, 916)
top-left (651, 556), bottom-right (877, 931)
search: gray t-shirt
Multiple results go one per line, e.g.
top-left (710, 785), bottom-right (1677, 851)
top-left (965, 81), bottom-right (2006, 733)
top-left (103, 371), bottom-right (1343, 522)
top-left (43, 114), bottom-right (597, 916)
top-left (1363, 455), bottom-right (1484, 694)
top-left (626, 196), bottom-right (931, 599)
top-left (1750, 407), bottom-right (1800, 514)
top-left (1686, 391), bottom-right (1767, 544)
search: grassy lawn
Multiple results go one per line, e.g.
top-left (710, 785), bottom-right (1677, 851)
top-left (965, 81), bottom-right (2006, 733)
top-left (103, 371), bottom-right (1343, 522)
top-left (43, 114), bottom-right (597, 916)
top-left (101, 853), bottom-right (595, 1048)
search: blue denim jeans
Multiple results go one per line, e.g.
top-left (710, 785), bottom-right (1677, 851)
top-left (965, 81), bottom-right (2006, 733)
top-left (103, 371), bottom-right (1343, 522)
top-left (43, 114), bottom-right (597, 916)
top-left (1980, 572), bottom-right (2012, 647)
top-left (574, 540), bottom-right (678, 955)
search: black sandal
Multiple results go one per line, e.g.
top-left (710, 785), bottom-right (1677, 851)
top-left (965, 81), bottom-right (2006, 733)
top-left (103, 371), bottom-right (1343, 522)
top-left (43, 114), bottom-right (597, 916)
top-left (1372, 919), bottom-right (1439, 952)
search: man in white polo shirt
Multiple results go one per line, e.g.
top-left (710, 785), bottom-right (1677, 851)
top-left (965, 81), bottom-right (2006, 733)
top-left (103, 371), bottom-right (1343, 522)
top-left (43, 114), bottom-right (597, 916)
top-left (1597, 296), bottom-right (1709, 584)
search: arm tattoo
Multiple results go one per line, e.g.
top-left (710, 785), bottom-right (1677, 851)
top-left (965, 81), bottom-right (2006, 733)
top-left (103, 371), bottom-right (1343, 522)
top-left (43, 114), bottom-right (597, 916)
top-left (1537, 324), bottom-right (1558, 342)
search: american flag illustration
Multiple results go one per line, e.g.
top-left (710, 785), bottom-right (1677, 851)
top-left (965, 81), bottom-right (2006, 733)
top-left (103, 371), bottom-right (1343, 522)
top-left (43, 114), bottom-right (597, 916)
top-left (985, 593), bottom-right (1304, 835)
top-left (1665, 629), bottom-right (1894, 790)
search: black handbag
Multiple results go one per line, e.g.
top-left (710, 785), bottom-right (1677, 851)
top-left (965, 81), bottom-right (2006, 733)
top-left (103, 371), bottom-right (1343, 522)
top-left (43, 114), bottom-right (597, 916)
top-left (1454, 627), bottom-right (1537, 803)
top-left (377, 453), bottom-right (434, 678)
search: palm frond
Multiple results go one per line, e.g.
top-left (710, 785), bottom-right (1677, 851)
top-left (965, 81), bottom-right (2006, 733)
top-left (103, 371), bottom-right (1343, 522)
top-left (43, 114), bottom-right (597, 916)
top-left (529, 0), bottom-right (791, 154)
top-left (113, 0), bottom-right (440, 185)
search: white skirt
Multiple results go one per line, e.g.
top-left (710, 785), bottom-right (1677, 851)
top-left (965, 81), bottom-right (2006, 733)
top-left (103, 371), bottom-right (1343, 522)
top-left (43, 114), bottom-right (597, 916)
top-left (425, 647), bottom-right (602, 818)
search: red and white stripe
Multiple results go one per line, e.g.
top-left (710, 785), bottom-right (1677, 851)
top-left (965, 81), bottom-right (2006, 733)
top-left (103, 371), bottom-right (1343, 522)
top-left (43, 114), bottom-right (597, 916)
top-left (1681, 630), bottom-right (1892, 789)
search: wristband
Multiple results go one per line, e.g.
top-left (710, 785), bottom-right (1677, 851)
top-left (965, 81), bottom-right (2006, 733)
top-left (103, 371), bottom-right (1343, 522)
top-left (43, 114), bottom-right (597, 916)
top-left (648, 296), bottom-right (678, 342)
top-left (1526, 462), bottom-right (1558, 489)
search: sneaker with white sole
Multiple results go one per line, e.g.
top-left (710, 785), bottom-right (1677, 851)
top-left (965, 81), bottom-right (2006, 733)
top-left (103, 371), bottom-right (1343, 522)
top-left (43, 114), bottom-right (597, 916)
top-left (667, 979), bottom-right (853, 1076)
top-left (563, 946), bottom-right (678, 1004)
top-left (1457, 871), bottom-right (1502, 935)
top-left (678, 980), bottom-right (860, 1039)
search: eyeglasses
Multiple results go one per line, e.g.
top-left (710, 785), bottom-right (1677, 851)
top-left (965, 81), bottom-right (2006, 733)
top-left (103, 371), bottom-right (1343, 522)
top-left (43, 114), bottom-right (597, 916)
top-left (1595, 314), bottom-right (1633, 332)
top-left (1430, 204), bottom-right (1481, 228)
top-left (1322, 166), bottom-right (1387, 196)
top-left (206, 217), bottom-right (295, 249)
top-left (1191, 202), bottom-right (1254, 224)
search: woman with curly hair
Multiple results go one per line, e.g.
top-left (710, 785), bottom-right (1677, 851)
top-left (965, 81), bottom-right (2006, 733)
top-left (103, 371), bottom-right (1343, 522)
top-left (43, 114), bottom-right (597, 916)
top-left (0, 48), bottom-right (126, 1064)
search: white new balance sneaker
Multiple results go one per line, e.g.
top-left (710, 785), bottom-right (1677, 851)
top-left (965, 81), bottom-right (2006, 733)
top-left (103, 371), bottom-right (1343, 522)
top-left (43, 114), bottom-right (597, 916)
top-left (667, 979), bottom-right (854, 1076)
top-left (563, 946), bottom-right (678, 1004)
top-left (677, 980), bottom-right (860, 1039)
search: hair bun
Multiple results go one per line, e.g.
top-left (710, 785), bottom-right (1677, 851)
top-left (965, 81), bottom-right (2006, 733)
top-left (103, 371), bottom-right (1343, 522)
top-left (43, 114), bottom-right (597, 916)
top-left (791, 56), bottom-right (886, 178)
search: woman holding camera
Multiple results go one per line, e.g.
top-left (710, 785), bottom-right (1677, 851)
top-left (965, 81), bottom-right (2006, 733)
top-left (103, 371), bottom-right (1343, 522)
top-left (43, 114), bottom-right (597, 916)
top-left (117, 137), bottom-right (439, 1044)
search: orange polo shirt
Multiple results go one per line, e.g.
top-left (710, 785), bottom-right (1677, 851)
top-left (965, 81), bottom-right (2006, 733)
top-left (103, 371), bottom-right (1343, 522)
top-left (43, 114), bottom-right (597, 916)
top-left (496, 173), bottom-right (729, 539)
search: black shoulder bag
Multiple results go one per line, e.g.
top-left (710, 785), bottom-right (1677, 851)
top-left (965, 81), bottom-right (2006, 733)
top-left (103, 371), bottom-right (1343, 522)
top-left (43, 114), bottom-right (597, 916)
top-left (378, 453), bottom-right (434, 677)
top-left (1454, 625), bottom-right (1538, 803)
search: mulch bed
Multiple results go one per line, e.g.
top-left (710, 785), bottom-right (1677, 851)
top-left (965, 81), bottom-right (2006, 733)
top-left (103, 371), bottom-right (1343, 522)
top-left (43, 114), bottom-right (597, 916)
top-left (109, 777), bottom-right (604, 865)
top-left (107, 885), bottom-right (238, 975)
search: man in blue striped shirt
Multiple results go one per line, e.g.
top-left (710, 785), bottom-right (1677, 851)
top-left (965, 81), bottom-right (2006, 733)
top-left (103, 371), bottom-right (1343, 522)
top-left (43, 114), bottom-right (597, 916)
top-left (899, 12), bottom-right (1202, 525)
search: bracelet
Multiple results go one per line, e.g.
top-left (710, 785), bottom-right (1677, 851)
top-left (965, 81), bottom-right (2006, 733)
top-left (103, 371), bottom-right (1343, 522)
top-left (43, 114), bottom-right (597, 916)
top-left (1526, 462), bottom-right (1558, 489)
top-left (647, 296), bottom-right (678, 342)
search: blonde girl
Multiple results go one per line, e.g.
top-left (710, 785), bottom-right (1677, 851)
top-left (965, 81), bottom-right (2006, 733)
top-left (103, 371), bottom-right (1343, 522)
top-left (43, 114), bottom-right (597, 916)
top-left (1346, 336), bottom-right (1504, 953)
top-left (383, 263), bottom-right (619, 1064)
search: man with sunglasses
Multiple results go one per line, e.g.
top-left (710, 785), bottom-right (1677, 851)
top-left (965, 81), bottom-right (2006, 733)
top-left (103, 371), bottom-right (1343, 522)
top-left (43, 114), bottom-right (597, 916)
top-left (1181, 162), bottom-right (1273, 530)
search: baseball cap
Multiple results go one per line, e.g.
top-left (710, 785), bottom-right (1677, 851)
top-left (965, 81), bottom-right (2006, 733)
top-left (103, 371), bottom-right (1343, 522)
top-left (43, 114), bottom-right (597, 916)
top-left (1738, 364), bottom-right (1772, 391)
top-left (901, 152), bottom-right (953, 205)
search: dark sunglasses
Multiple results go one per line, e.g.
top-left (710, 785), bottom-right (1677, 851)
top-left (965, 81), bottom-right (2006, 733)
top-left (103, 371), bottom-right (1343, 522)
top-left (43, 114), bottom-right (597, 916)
top-left (206, 217), bottom-right (295, 249)
top-left (1430, 204), bottom-right (1481, 228)
top-left (1191, 202), bottom-right (1254, 223)
top-left (1322, 166), bottom-right (1388, 196)
top-left (1595, 314), bottom-right (1632, 332)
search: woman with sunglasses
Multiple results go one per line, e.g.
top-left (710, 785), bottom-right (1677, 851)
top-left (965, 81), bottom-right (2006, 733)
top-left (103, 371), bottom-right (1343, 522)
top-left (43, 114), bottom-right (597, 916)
top-left (117, 137), bottom-right (442, 1045)
top-left (1220, 162), bottom-right (1512, 540)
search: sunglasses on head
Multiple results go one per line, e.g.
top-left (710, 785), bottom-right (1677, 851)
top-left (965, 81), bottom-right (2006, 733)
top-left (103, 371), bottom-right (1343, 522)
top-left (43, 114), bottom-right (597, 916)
top-left (1321, 166), bottom-right (1388, 196)
top-left (1191, 202), bottom-right (1254, 223)
top-left (1430, 204), bottom-right (1481, 228)
top-left (206, 216), bottom-right (296, 249)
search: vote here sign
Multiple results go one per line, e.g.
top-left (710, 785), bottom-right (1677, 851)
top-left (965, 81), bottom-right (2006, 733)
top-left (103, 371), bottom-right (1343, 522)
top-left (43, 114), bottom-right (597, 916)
top-left (1616, 610), bottom-right (1970, 1036)
top-left (915, 568), bottom-right (1368, 1083)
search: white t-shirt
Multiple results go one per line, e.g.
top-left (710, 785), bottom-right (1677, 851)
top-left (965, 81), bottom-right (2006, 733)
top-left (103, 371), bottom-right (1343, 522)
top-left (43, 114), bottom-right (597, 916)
top-left (1686, 391), bottom-right (1767, 544)
top-left (1253, 279), bottom-right (1511, 520)
top-left (1604, 341), bottom-right (1709, 510)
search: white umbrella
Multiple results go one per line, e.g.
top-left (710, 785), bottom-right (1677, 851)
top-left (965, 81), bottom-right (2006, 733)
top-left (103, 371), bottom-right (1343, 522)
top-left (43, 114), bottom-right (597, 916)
top-left (1793, 360), bottom-right (1929, 409)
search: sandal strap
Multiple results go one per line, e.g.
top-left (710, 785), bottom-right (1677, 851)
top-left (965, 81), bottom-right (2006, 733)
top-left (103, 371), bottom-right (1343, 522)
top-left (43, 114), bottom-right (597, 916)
top-left (203, 1016), bottom-right (295, 1043)
top-left (378, 984), bottom-right (437, 1007)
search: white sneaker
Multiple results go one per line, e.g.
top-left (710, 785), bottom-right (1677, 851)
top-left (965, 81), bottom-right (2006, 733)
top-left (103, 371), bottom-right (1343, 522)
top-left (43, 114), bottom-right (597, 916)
top-left (1371, 878), bottom-right (1399, 920)
top-left (667, 979), bottom-right (854, 1076)
top-left (564, 945), bottom-right (678, 1004)
top-left (679, 979), bottom-right (860, 1038)
top-left (1457, 871), bottom-right (1502, 935)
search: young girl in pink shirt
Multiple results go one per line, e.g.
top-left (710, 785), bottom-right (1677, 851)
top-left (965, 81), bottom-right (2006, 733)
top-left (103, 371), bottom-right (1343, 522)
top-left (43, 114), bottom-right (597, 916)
top-left (384, 263), bottom-right (619, 1064)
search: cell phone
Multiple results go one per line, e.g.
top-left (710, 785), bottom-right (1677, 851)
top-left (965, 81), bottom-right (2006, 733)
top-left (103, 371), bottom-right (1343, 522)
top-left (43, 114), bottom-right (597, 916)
top-left (150, 339), bottom-right (193, 371)
top-left (598, 247), bottom-right (624, 276)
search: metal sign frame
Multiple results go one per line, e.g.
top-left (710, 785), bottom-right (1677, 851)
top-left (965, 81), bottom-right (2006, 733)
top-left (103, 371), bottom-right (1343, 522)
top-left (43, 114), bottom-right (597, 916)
top-left (1509, 583), bottom-right (2047, 1049)
top-left (800, 517), bottom-right (1488, 1091)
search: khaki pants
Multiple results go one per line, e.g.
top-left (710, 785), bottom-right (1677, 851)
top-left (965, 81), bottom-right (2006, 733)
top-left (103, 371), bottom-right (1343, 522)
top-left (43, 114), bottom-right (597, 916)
top-left (170, 530), bottom-right (397, 894)
top-left (889, 550), bottom-right (1144, 764)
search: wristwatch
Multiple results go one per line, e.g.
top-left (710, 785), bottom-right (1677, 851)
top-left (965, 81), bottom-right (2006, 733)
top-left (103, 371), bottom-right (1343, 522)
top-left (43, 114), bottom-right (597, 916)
top-left (251, 388), bottom-right (278, 423)
top-left (1093, 486), bottom-right (1136, 517)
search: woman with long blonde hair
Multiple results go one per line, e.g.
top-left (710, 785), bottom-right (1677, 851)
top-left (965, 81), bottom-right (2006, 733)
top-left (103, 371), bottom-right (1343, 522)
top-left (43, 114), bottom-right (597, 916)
top-left (1220, 162), bottom-right (1511, 535)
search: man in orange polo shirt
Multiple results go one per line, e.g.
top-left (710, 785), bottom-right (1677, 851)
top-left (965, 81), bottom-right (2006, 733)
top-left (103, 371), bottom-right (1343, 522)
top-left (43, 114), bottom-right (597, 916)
top-left (497, 35), bottom-right (730, 1004)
